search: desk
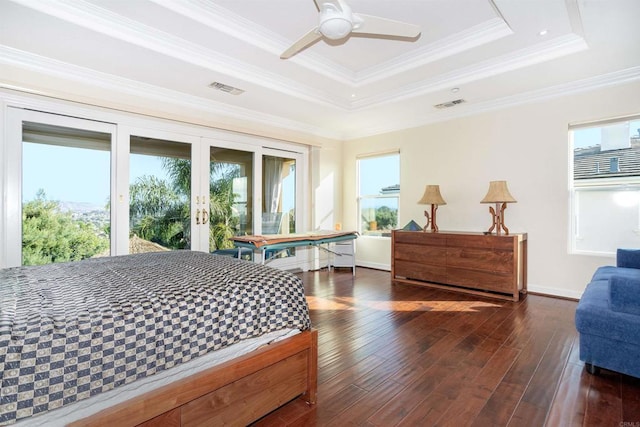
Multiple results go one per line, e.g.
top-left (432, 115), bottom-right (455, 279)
top-left (232, 231), bottom-right (358, 274)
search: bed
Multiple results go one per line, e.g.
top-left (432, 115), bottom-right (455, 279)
top-left (0, 251), bottom-right (317, 426)
top-left (231, 230), bottom-right (358, 272)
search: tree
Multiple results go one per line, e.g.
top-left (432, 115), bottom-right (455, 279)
top-left (128, 158), bottom-right (240, 251)
top-left (375, 206), bottom-right (397, 230)
top-left (22, 190), bottom-right (108, 265)
top-left (129, 175), bottom-right (188, 249)
top-left (208, 164), bottom-right (240, 250)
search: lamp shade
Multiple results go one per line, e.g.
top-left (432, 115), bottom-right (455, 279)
top-left (481, 181), bottom-right (517, 203)
top-left (418, 185), bottom-right (446, 205)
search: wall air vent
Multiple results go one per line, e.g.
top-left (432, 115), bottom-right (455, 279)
top-left (209, 82), bottom-right (245, 95)
top-left (434, 99), bottom-right (466, 109)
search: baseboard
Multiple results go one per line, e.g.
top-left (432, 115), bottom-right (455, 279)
top-left (356, 261), bottom-right (391, 271)
top-left (528, 283), bottom-right (583, 300)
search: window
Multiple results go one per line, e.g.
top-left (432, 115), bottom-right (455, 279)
top-left (22, 121), bottom-right (112, 266)
top-left (357, 152), bottom-right (400, 237)
top-left (570, 115), bottom-right (640, 255)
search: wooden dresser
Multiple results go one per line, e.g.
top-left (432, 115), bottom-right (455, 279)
top-left (391, 230), bottom-right (527, 301)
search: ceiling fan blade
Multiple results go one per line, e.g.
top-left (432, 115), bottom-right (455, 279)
top-left (280, 28), bottom-right (323, 59)
top-left (352, 13), bottom-right (421, 38)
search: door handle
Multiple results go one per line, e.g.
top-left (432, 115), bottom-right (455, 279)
top-left (196, 209), bottom-right (201, 225)
top-left (202, 209), bottom-right (209, 225)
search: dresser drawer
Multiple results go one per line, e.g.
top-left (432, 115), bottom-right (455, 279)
top-left (446, 268), bottom-right (515, 294)
top-left (446, 247), bottom-right (514, 274)
top-left (393, 231), bottom-right (447, 246)
top-left (394, 242), bottom-right (446, 264)
top-left (394, 260), bottom-right (447, 284)
top-left (446, 234), bottom-right (516, 250)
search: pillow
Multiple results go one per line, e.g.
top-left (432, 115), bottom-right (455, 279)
top-left (616, 248), bottom-right (640, 269)
top-left (609, 275), bottom-right (640, 316)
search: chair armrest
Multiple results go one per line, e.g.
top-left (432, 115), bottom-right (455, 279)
top-left (616, 249), bottom-right (640, 269)
top-left (609, 275), bottom-right (640, 316)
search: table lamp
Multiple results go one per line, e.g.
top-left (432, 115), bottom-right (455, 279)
top-left (418, 185), bottom-right (446, 232)
top-left (480, 180), bottom-right (517, 235)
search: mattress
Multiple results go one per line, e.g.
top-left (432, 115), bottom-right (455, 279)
top-left (0, 251), bottom-right (310, 425)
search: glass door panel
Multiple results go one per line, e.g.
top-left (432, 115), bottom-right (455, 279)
top-left (262, 154), bottom-right (296, 235)
top-left (129, 136), bottom-right (192, 252)
top-left (262, 154), bottom-right (296, 263)
top-left (21, 122), bottom-right (111, 265)
top-left (209, 147), bottom-right (253, 252)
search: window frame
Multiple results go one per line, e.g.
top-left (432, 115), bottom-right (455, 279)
top-left (356, 151), bottom-right (400, 238)
top-left (569, 115), bottom-right (640, 256)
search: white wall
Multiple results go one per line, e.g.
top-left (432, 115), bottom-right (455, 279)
top-left (308, 141), bottom-right (344, 269)
top-left (343, 81), bottom-right (640, 298)
top-left (311, 142), bottom-right (343, 231)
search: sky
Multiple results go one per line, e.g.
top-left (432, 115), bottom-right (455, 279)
top-left (573, 119), bottom-right (640, 148)
top-left (23, 143), bottom-right (111, 206)
top-left (22, 143), bottom-right (166, 207)
top-left (359, 153), bottom-right (400, 195)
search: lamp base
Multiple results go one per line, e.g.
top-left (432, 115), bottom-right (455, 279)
top-left (486, 202), bottom-right (510, 235)
top-left (423, 205), bottom-right (439, 232)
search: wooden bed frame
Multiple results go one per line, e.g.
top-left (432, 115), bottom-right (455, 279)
top-left (69, 329), bottom-right (318, 427)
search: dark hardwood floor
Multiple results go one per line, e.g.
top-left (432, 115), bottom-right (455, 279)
top-left (254, 267), bottom-right (640, 427)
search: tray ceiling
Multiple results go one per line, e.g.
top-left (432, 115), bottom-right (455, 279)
top-left (1, 0), bottom-right (639, 141)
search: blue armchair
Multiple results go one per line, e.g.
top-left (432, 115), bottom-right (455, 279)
top-left (575, 249), bottom-right (640, 378)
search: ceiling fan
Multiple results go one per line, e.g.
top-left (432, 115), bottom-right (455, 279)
top-left (280, 0), bottom-right (421, 59)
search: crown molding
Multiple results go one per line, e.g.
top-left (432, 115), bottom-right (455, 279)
top-left (4, 1), bottom-right (635, 143)
top-left (150, 0), bottom-right (285, 57)
top-left (6, 0), bottom-right (591, 113)
top-left (355, 17), bottom-right (513, 86)
top-left (150, 0), bottom-right (357, 86)
top-left (9, 0), bottom-right (349, 109)
top-left (343, 66), bottom-right (640, 140)
top-left (150, 0), bottom-right (514, 89)
top-left (0, 46), bottom-right (342, 141)
top-left (2, 47), bottom-right (637, 143)
top-left (351, 33), bottom-right (588, 109)
top-left (566, 0), bottom-right (584, 37)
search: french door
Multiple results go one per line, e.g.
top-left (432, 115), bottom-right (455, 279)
top-left (124, 127), bottom-right (200, 255)
top-left (203, 141), bottom-right (255, 253)
top-left (259, 148), bottom-right (304, 269)
top-left (3, 107), bottom-right (307, 269)
top-left (200, 139), bottom-right (306, 268)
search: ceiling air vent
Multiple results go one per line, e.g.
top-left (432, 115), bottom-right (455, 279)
top-left (209, 82), bottom-right (244, 95)
top-left (434, 99), bottom-right (466, 109)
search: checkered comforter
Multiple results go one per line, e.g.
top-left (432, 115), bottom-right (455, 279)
top-left (0, 251), bottom-right (310, 425)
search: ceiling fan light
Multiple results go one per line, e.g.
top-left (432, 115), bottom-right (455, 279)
top-left (320, 17), bottom-right (352, 39)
